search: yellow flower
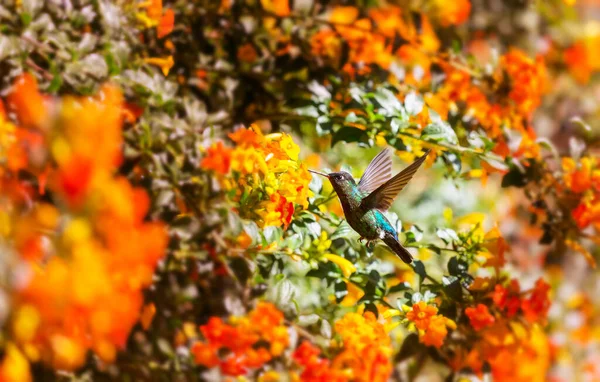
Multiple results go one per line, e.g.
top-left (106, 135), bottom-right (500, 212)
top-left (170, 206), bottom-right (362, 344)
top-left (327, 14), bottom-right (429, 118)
top-left (0, 343), bottom-right (32, 382)
top-left (144, 56), bottom-right (174, 76)
top-left (324, 254), bottom-right (356, 277)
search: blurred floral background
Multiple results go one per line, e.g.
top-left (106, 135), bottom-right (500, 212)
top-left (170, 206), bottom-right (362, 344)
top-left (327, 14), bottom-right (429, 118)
top-left (1, 0), bottom-right (600, 380)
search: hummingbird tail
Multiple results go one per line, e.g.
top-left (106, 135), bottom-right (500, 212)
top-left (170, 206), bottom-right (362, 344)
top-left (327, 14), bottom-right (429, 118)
top-left (383, 235), bottom-right (413, 264)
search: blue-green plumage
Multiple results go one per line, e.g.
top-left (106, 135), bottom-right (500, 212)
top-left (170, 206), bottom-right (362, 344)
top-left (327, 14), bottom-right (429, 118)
top-left (309, 149), bottom-right (430, 263)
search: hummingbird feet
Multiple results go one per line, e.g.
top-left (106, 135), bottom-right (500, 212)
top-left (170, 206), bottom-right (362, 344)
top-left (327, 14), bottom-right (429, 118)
top-left (359, 238), bottom-right (376, 249)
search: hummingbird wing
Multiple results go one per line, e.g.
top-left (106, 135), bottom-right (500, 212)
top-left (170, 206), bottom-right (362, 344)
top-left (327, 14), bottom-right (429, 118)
top-left (358, 149), bottom-right (393, 194)
top-left (361, 149), bottom-right (431, 211)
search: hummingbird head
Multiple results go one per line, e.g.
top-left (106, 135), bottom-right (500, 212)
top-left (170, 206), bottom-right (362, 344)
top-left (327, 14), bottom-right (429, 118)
top-left (308, 170), bottom-right (355, 194)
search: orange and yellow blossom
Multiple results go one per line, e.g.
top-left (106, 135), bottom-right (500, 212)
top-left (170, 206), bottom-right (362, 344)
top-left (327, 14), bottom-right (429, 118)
top-left (564, 36), bottom-right (600, 84)
top-left (562, 156), bottom-right (600, 194)
top-left (406, 302), bottom-right (455, 348)
top-left (191, 302), bottom-right (289, 377)
top-left (309, 6), bottom-right (439, 80)
top-left (451, 322), bottom-right (550, 382)
top-left (433, 0), bottom-right (471, 26)
top-left (201, 125), bottom-right (311, 228)
top-left (502, 50), bottom-right (547, 118)
top-left (405, 301), bottom-right (437, 330)
top-left (293, 311), bottom-right (393, 382)
top-left (1, 77), bottom-right (167, 372)
top-left (137, 0), bottom-right (175, 38)
top-left (434, 49), bottom-right (546, 159)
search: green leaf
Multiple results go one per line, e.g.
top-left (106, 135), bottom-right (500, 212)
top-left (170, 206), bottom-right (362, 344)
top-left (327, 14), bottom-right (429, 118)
top-left (263, 226), bottom-right (281, 245)
top-left (320, 318), bottom-right (332, 338)
top-left (421, 109), bottom-right (458, 144)
top-left (388, 282), bottom-right (411, 294)
top-left (448, 257), bottom-right (468, 276)
top-left (442, 276), bottom-right (463, 301)
top-left (331, 221), bottom-right (354, 240)
top-left (334, 280), bottom-right (348, 303)
top-left (373, 88), bottom-right (403, 115)
top-left (243, 222), bottom-right (260, 244)
top-left (396, 333), bottom-right (424, 362)
top-left (271, 278), bottom-right (295, 306)
top-left (411, 260), bottom-right (426, 280)
top-left (285, 233), bottom-right (304, 250)
top-left (501, 166), bottom-right (528, 188)
top-left (331, 126), bottom-right (368, 147)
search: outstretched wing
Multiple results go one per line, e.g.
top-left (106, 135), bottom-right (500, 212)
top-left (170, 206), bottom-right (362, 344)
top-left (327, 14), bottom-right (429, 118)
top-left (361, 149), bottom-right (431, 211)
top-left (358, 149), bottom-right (393, 194)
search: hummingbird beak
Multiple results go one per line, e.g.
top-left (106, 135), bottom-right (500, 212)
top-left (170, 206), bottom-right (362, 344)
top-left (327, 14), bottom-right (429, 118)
top-left (308, 169), bottom-right (329, 178)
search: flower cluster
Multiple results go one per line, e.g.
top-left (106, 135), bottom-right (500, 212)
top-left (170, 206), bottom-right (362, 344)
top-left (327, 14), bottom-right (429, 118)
top-left (561, 156), bottom-right (600, 232)
top-left (564, 36), bottom-right (600, 84)
top-left (136, 0), bottom-right (175, 39)
top-left (201, 126), bottom-right (311, 228)
top-left (310, 5), bottom-right (440, 78)
top-left (293, 312), bottom-right (393, 382)
top-left (404, 302), bottom-right (456, 348)
top-left (434, 49), bottom-right (547, 159)
top-left (190, 302), bottom-right (289, 377)
top-left (0, 75), bottom-right (167, 375)
top-left (450, 277), bottom-right (551, 380)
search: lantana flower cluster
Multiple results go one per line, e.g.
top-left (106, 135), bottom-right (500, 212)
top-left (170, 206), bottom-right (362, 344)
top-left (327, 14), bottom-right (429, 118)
top-left (435, 49), bottom-right (547, 160)
top-left (190, 302), bottom-right (289, 377)
top-left (0, 75), bottom-right (167, 377)
top-left (293, 312), bottom-right (393, 382)
top-left (201, 126), bottom-right (312, 228)
top-left (450, 277), bottom-right (552, 381)
top-left (562, 156), bottom-right (600, 233)
top-left (403, 302), bottom-right (457, 348)
top-left (310, 5), bottom-right (442, 79)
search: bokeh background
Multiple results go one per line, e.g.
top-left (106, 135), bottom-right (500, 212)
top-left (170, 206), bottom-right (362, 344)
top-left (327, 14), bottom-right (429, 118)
top-left (1, 0), bottom-right (600, 381)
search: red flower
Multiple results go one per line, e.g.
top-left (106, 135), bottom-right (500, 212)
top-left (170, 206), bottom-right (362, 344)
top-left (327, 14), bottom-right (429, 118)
top-left (272, 192), bottom-right (294, 228)
top-left (190, 342), bottom-right (219, 368)
top-left (522, 278), bottom-right (551, 323)
top-left (220, 355), bottom-right (247, 376)
top-left (465, 304), bottom-right (495, 331)
top-left (200, 141), bottom-right (232, 175)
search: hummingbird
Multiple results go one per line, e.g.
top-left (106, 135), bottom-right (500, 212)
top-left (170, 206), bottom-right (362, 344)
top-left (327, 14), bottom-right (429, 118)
top-left (309, 148), bottom-right (431, 263)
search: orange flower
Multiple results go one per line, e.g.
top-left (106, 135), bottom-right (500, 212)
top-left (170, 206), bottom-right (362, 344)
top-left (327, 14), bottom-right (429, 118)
top-left (201, 141), bottom-right (232, 175)
top-left (564, 37), bottom-right (600, 84)
top-left (157, 8), bottom-right (174, 38)
top-left (521, 279), bottom-right (551, 323)
top-left (333, 312), bottom-right (393, 382)
top-left (435, 0), bottom-right (471, 26)
top-left (191, 303), bottom-right (289, 376)
top-left (419, 315), bottom-right (450, 348)
top-left (564, 41), bottom-right (593, 84)
top-left (465, 304), bottom-right (495, 331)
top-left (3, 83), bottom-right (168, 372)
top-left (294, 312), bottom-right (392, 382)
top-left (293, 342), bottom-right (348, 382)
top-left (191, 342), bottom-right (220, 368)
top-left (406, 301), bottom-right (438, 330)
top-left (260, 0), bottom-right (290, 17)
top-left (562, 156), bottom-right (600, 193)
top-left (6, 73), bottom-right (47, 128)
top-left (502, 50), bottom-right (547, 118)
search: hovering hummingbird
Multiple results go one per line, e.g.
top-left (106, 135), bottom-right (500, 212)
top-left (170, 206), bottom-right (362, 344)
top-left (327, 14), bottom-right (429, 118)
top-left (309, 148), bottom-right (431, 263)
